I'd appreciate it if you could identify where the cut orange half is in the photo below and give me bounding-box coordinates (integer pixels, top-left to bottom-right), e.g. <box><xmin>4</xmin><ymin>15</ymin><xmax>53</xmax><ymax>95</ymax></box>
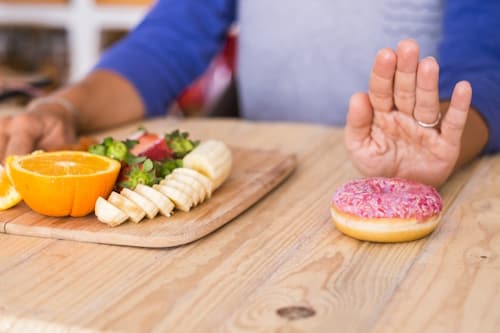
<box><xmin>0</xmin><ymin>164</ymin><xmax>22</xmax><ymax>211</ymax></box>
<box><xmin>7</xmin><ymin>151</ymin><xmax>121</xmax><ymax>217</ymax></box>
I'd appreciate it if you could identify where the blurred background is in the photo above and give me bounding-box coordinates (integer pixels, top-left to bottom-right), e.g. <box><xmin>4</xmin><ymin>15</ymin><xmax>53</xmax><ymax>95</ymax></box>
<box><xmin>0</xmin><ymin>0</ymin><xmax>237</xmax><ymax>116</ymax></box>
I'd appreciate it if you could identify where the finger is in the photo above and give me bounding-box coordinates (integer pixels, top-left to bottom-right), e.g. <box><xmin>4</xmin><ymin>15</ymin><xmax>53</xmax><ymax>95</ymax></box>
<box><xmin>414</xmin><ymin>57</ymin><xmax>440</xmax><ymax>124</ymax></box>
<box><xmin>5</xmin><ymin>114</ymin><xmax>43</xmax><ymax>157</ymax></box>
<box><xmin>5</xmin><ymin>135</ymin><xmax>37</xmax><ymax>158</ymax></box>
<box><xmin>345</xmin><ymin>92</ymin><xmax>374</xmax><ymax>147</ymax></box>
<box><xmin>369</xmin><ymin>48</ymin><xmax>397</xmax><ymax>113</ymax></box>
<box><xmin>440</xmin><ymin>81</ymin><xmax>472</xmax><ymax>146</ymax></box>
<box><xmin>394</xmin><ymin>39</ymin><xmax>419</xmax><ymax>115</ymax></box>
<box><xmin>0</xmin><ymin>134</ymin><xmax>7</xmax><ymax>163</ymax></box>
<box><xmin>0</xmin><ymin>117</ymin><xmax>10</xmax><ymax>162</ymax></box>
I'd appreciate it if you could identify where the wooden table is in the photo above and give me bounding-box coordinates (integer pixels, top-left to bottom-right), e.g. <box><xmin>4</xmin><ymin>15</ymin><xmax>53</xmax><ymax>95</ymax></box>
<box><xmin>0</xmin><ymin>117</ymin><xmax>499</xmax><ymax>332</ymax></box>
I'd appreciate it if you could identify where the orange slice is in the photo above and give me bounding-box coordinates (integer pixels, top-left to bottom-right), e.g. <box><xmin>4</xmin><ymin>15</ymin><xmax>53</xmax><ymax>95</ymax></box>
<box><xmin>7</xmin><ymin>151</ymin><xmax>121</xmax><ymax>217</ymax></box>
<box><xmin>0</xmin><ymin>164</ymin><xmax>22</xmax><ymax>211</ymax></box>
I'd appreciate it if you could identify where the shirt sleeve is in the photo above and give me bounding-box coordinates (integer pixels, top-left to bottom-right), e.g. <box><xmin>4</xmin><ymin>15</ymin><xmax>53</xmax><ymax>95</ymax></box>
<box><xmin>95</xmin><ymin>0</ymin><xmax>236</xmax><ymax>117</ymax></box>
<box><xmin>438</xmin><ymin>0</ymin><xmax>500</xmax><ymax>154</ymax></box>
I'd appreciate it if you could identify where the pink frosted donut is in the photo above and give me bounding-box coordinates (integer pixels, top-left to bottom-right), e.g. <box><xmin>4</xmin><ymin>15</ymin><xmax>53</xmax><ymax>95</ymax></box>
<box><xmin>331</xmin><ymin>177</ymin><xmax>443</xmax><ymax>243</ymax></box>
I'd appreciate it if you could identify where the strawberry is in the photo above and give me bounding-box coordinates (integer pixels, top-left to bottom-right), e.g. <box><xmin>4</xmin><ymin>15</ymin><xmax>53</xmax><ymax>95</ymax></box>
<box><xmin>89</xmin><ymin>127</ymin><xmax>198</xmax><ymax>191</ymax></box>
<box><xmin>118</xmin><ymin>159</ymin><xmax>158</xmax><ymax>190</ymax></box>
<box><xmin>88</xmin><ymin>137</ymin><xmax>131</xmax><ymax>162</ymax></box>
<box><xmin>130</xmin><ymin>132</ymin><xmax>174</xmax><ymax>161</ymax></box>
<box><xmin>165</xmin><ymin>130</ymin><xmax>199</xmax><ymax>158</ymax></box>
<box><xmin>155</xmin><ymin>159</ymin><xmax>183</xmax><ymax>178</ymax></box>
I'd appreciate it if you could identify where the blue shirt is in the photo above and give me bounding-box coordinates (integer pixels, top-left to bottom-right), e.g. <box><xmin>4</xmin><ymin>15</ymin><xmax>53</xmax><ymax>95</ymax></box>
<box><xmin>96</xmin><ymin>0</ymin><xmax>500</xmax><ymax>154</ymax></box>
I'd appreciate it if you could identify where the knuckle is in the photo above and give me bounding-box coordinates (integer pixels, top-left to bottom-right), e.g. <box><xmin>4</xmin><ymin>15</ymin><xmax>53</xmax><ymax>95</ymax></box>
<box><xmin>415</xmin><ymin>102</ymin><xmax>438</xmax><ymax>115</ymax></box>
<box><xmin>0</xmin><ymin>116</ymin><xmax>10</xmax><ymax>132</ymax></box>
<box><xmin>443</xmin><ymin>120</ymin><xmax>463</xmax><ymax>132</ymax></box>
<box><xmin>11</xmin><ymin>113</ymin><xmax>36</xmax><ymax>124</ymax></box>
<box><xmin>394</xmin><ymin>89</ymin><xmax>416</xmax><ymax>101</ymax></box>
<box><xmin>370</xmin><ymin>89</ymin><xmax>392</xmax><ymax>100</ymax></box>
<box><xmin>369</xmin><ymin>93</ymin><xmax>393</xmax><ymax>110</ymax></box>
<box><xmin>7</xmin><ymin>114</ymin><xmax>45</xmax><ymax>140</ymax></box>
<box><xmin>9</xmin><ymin>114</ymin><xmax>38</xmax><ymax>130</ymax></box>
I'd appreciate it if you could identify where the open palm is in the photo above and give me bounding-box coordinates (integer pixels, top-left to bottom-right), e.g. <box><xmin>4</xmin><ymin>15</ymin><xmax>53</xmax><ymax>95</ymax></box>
<box><xmin>345</xmin><ymin>39</ymin><xmax>472</xmax><ymax>187</ymax></box>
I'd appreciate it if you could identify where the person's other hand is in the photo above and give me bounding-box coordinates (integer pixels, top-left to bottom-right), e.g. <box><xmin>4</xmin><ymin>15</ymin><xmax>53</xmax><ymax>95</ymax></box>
<box><xmin>0</xmin><ymin>101</ymin><xmax>77</xmax><ymax>162</ymax></box>
<box><xmin>345</xmin><ymin>39</ymin><xmax>472</xmax><ymax>187</ymax></box>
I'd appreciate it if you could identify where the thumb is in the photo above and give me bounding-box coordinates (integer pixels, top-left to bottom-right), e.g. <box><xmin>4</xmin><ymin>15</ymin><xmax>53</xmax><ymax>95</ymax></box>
<box><xmin>345</xmin><ymin>92</ymin><xmax>373</xmax><ymax>149</ymax></box>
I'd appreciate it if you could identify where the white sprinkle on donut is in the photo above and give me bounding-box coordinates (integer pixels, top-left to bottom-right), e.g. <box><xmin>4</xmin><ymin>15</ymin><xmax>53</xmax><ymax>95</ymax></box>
<box><xmin>332</xmin><ymin>177</ymin><xmax>442</xmax><ymax>221</ymax></box>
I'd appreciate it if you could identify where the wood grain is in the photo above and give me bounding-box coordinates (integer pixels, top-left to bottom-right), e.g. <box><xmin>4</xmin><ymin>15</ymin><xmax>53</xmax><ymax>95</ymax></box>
<box><xmin>213</xmin><ymin>155</ymin><xmax>475</xmax><ymax>333</ymax></box>
<box><xmin>0</xmin><ymin>147</ymin><xmax>297</xmax><ymax>248</ymax></box>
<box><xmin>0</xmin><ymin>204</ymin><xmax>32</xmax><ymax>234</ymax></box>
<box><xmin>0</xmin><ymin>118</ymin><xmax>496</xmax><ymax>333</ymax></box>
<box><xmin>372</xmin><ymin>156</ymin><xmax>500</xmax><ymax>333</ymax></box>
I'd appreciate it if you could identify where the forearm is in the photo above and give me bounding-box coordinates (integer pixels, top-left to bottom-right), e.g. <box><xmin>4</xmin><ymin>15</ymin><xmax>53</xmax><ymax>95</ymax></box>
<box><xmin>52</xmin><ymin>70</ymin><xmax>145</xmax><ymax>133</ymax></box>
<box><xmin>94</xmin><ymin>0</ymin><xmax>236</xmax><ymax>118</ymax></box>
<box><xmin>440</xmin><ymin>102</ymin><xmax>489</xmax><ymax>169</ymax></box>
<box><xmin>438</xmin><ymin>0</ymin><xmax>500</xmax><ymax>157</ymax></box>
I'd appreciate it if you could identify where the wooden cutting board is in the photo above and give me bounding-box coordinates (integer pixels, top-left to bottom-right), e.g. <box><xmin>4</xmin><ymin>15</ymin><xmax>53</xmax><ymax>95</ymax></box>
<box><xmin>0</xmin><ymin>147</ymin><xmax>297</xmax><ymax>248</ymax></box>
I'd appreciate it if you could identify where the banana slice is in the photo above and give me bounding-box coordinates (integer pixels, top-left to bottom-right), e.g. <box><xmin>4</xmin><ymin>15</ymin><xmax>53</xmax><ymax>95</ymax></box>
<box><xmin>153</xmin><ymin>184</ymin><xmax>192</xmax><ymax>212</ymax></box>
<box><xmin>173</xmin><ymin>168</ymin><xmax>213</xmax><ymax>199</ymax></box>
<box><xmin>134</xmin><ymin>184</ymin><xmax>174</xmax><ymax>217</ymax></box>
<box><xmin>108</xmin><ymin>191</ymin><xmax>145</xmax><ymax>223</ymax></box>
<box><xmin>95</xmin><ymin>197</ymin><xmax>128</xmax><ymax>227</ymax></box>
<box><xmin>166</xmin><ymin>173</ymin><xmax>206</xmax><ymax>203</ymax></box>
<box><xmin>160</xmin><ymin>176</ymin><xmax>202</xmax><ymax>206</ymax></box>
<box><xmin>183</xmin><ymin>140</ymin><xmax>232</xmax><ymax>190</ymax></box>
<box><xmin>121</xmin><ymin>188</ymin><xmax>159</xmax><ymax>219</ymax></box>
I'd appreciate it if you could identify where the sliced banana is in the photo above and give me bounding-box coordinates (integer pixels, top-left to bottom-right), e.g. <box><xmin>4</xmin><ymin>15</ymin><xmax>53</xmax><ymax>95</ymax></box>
<box><xmin>166</xmin><ymin>172</ymin><xmax>207</xmax><ymax>203</ymax></box>
<box><xmin>160</xmin><ymin>176</ymin><xmax>201</xmax><ymax>206</ymax></box>
<box><xmin>183</xmin><ymin>153</ymin><xmax>231</xmax><ymax>190</ymax></box>
<box><xmin>173</xmin><ymin>168</ymin><xmax>213</xmax><ymax>199</ymax></box>
<box><xmin>183</xmin><ymin>140</ymin><xmax>232</xmax><ymax>190</ymax></box>
<box><xmin>121</xmin><ymin>188</ymin><xmax>159</xmax><ymax>219</ymax></box>
<box><xmin>134</xmin><ymin>184</ymin><xmax>174</xmax><ymax>217</ymax></box>
<box><xmin>108</xmin><ymin>191</ymin><xmax>145</xmax><ymax>223</ymax></box>
<box><xmin>153</xmin><ymin>184</ymin><xmax>192</xmax><ymax>212</ymax></box>
<box><xmin>95</xmin><ymin>197</ymin><xmax>128</xmax><ymax>227</ymax></box>
<box><xmin>95</xmin><ymin>139</ymin><xmax>232</xmax><ymax>227</ymax></box>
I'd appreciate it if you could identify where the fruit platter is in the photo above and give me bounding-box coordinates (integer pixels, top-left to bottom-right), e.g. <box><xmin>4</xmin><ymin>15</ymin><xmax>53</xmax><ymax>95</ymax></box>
<box><xmin>0</xmin><ymin>128</ymin><xmax>297</xmax><ymax>248</ymax></box>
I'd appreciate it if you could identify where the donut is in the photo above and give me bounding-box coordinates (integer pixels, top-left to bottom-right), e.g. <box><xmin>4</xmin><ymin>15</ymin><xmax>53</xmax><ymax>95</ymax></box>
<box><xmin>331</xmin><ymin>177</ymin><xmax>443</xmax><ymax>243</ymax></box>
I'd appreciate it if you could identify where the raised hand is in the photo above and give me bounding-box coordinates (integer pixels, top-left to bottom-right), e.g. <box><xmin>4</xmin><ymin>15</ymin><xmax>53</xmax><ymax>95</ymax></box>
<box><xmin>345</xmin><ymin>39</ymin><xmax>472</xmax><ymax>187</ymax></box>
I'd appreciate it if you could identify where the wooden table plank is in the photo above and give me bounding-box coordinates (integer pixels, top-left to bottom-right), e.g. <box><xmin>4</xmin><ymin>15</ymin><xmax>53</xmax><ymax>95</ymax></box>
<box><xmin>126</xmin><ymin>129</ymin><xmax>351</xmax><ymax>333</ymax></box>
<box><xmin>372</xmin><ymin>156</ymin><xmax>500</xmax><ymax>333</ymax></box>
<box><xmin>70</xmin><ymin>123</ymin><xmax>341</xmax><ymax>331</ymax></box>
<box><xmin>0</xmin><ymin>118</ymin><xmax>494</xmax><ymax>332</ymax></box>
<box><xmin>217</xmin><ymin>157</ymin><xmax>476</xmax><ymax>333</ymax></box>
<box><xmin>0</xmin><ymin>119</ymin><xmax>336</xmax><ymax>331</ymax></box>
<box><xmin>0</xmin><ymin>205</ymin><xmax>32</xmax><ymax>234</ymax></box>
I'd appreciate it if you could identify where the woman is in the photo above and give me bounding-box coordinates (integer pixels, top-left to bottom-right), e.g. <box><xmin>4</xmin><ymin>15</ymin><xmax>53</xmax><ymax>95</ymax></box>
<box><xmin>0</xmin><ymin>0</ymin><xmax>498</xmax><ymax>187</ymax></box>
